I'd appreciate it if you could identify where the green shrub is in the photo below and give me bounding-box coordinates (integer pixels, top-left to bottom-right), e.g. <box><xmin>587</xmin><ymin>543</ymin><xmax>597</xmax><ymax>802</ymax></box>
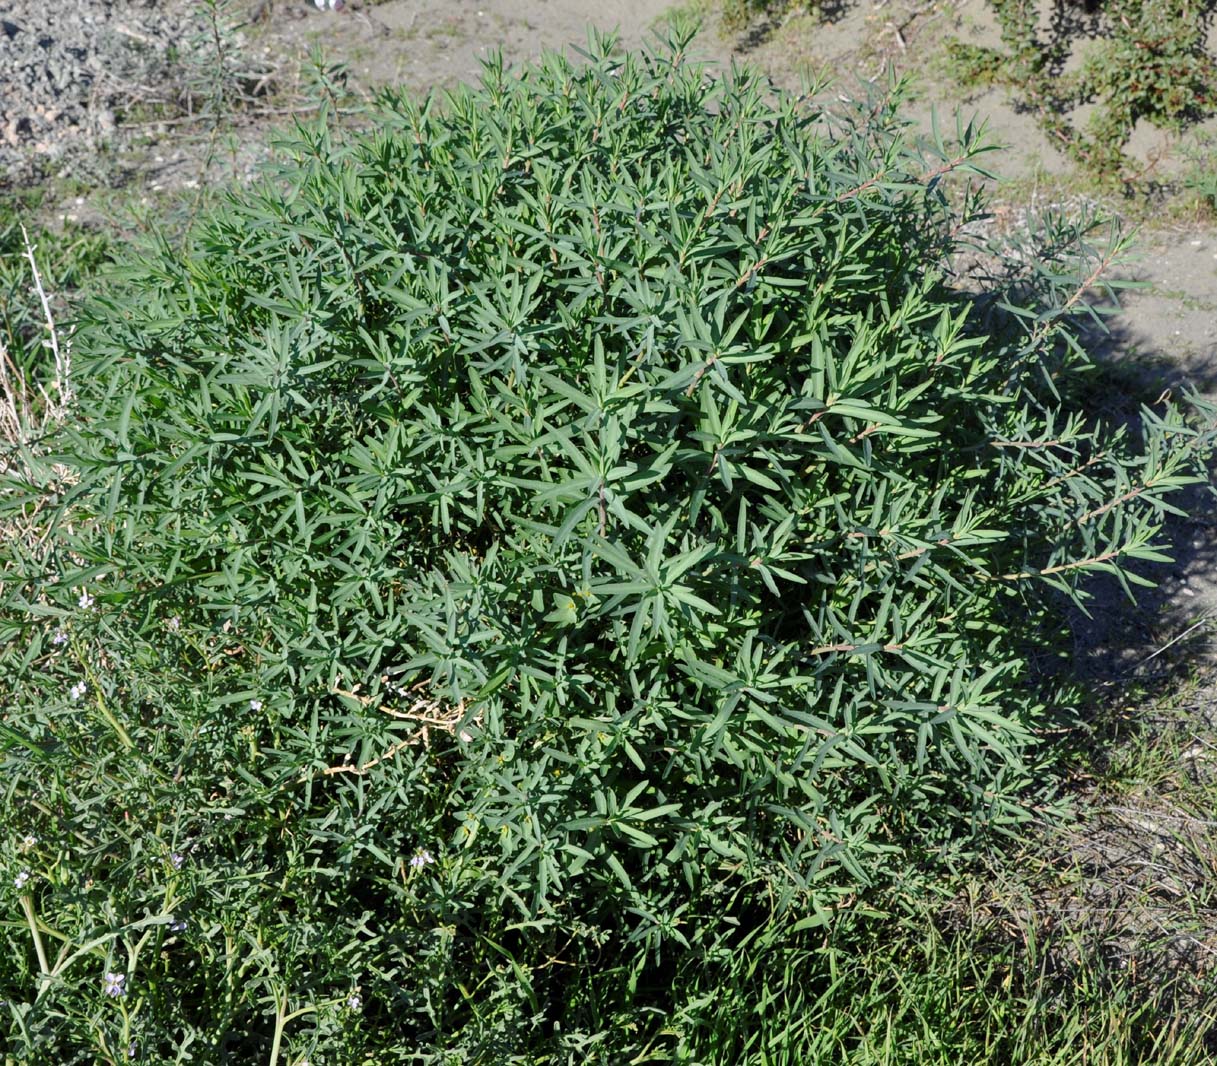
<box><xmin>1</xmin><ymin>28</ymin><xmax>1214</xmax><ymax>1062</ymax></box>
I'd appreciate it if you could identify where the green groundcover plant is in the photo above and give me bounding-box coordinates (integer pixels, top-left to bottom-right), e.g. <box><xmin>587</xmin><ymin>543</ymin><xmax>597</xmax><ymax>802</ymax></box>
<box><xmin>1</xmin><ymin>27</ymin><xmax>1214</xmax><ymax>1063</ymax></box>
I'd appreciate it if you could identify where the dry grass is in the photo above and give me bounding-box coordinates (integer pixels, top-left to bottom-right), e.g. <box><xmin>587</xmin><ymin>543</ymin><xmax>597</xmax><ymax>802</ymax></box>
<box><xmin>0</xmin><ymin>226</ymin><xmax>77</xmax><ymax>555</ymax></box>
<box><xmin>0</xmin><ymin>227</ymin><xmax>71</xmax><ymax>455</ymax></box>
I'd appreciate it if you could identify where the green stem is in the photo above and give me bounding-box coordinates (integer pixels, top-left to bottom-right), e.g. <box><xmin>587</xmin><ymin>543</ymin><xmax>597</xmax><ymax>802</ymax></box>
<box><xmin>268</xmin><ymin>993</ymin><xmax>318</xmax><ymax>1066</ymax></box>
<box><xmin>268</xmin><ymin>991</ymin><xmax>287</xmax><ymax>1066</ymax></box>
<box><xmin>95</xmin><ymin>696</ymin><xmax>135</xmax><ymax>750</ymax></box>
<box><xmin>20</xmin><ymin>895</ymin><xmax>50</xmax><ymax>977</ymax></box>
<box><xmin>69</xmin><ymin>633</ymin><xmax>135</xmax><ymax>750</ymax></box>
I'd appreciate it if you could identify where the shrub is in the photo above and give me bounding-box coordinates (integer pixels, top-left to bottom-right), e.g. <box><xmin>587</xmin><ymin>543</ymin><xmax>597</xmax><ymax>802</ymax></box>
<box><xmin>1</xmin><ymin>27</ymin><xmax>1213</xmax><ymax>1062</ymax></box>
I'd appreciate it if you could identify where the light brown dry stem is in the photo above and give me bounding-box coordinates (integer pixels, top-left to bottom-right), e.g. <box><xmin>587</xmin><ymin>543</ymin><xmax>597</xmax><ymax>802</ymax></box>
<box><xmin>316</xmin><ymin>679</ymin><xmax>479</xmax><ymax>778</ymax></box>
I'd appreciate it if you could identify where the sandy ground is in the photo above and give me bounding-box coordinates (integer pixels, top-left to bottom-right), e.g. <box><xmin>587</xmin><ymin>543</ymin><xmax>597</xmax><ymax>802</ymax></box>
<box><xmin>270</xmin><ymin>0</ymin><xmax>680</xmax><ymax>87</ymax></box>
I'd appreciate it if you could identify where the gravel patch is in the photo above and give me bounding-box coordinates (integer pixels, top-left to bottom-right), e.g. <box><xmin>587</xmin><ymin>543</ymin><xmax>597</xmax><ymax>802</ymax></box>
<box><xmin>0</xmin><ymin>0</ymin><xmax>231</xmax><ymax>188</ymax></box>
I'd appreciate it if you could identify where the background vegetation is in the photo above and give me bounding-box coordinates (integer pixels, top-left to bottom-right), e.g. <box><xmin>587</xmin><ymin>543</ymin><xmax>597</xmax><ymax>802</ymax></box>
<box><xmin>720</xmin><ymin>0</ymin><xmax>1217</xmax><ymax>190</ymax></box>
<box><xmin>2</xmin><ymin>18</ymin><xmax>1217</xmax><ymax>1065</ymax></box>
<box><xmin>943</xmin><ymin>0</ymin><xmax>1217</xmax><ymax>181</ymax></box>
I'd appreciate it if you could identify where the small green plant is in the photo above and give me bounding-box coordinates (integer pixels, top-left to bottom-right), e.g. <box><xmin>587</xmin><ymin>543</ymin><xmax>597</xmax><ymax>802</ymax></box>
<box><xmin>719</xmin><ymin>0</ymin><xmax>850</xmax><ymax>33</ymax></box>
<box><xmin>1</xmin><ymin>27</ymin><xmax>1214</xmax><ymax>1062</ymax></box>
<box><xmin>1181</xmin><ymin>131</ymin><xmax>1217</xmax><ymax>216</ymax></box>
<box><xmin>939</xmin><ymin>40</ymin><xmax>1007</xmax><ymax>90</ymax></box>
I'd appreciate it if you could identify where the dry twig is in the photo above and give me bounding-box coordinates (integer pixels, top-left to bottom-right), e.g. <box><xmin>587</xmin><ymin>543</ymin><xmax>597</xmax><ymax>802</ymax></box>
<box><xmin>313</xmin><ymin>680</ymin><xmax>479</xmax><ymax>778</ymax></box>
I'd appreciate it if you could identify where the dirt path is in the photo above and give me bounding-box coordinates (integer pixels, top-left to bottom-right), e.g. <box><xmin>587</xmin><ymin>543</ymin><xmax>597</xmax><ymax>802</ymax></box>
<box><xmin>260</xmin><ymin>0</ymin><xmax>679</xmax><ymax>90</ymax></box>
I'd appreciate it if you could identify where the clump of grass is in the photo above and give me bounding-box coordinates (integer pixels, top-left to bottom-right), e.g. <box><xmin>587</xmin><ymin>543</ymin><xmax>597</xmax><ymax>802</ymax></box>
<box><xmin>668</xmin><ymin>892</ymin><xmax>1217</xmax><ymax>1064</ymax></box>
<box><xmin>0</xmin><ymin>194</ymin><xmax>108</xmax><ymax>542</ymax></box>
<box><xmin>938</xmin><ymin>39</ymin><xmax>1007</xmax><ymax>91</ymax></box>
<box><xmin>0</xmin><ymin>229</ymin><xmax>69</xmax><ymax>454</ymax></box>
<box><xmin>718</xmin><ymin>0</ymin><xmax>852</xmax><ymax>33</ymax></box>
<box><xmin>1180</xmin><ymin>132</ymin><xmax>1217</xmax><ymax>219</ymax></box>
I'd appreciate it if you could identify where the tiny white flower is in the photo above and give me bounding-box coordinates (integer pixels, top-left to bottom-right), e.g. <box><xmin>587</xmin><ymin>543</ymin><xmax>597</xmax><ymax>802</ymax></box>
<box><xmin>51</xmin><ymin>629</ymin><xmax>68</xmax><ymax>646</ymax></box>
<box><xmin>408</xmin><ymin>849</ymin><xmax>435</xmax><ymax>869</ymax></box>
<box><xmin>347</xmin><ymin>992</ymin><xmax>362</xmax><ymax>1010</ymax></box>
<box><xmin>170</xmin><ymin>853</ymin><xmax>184</xmax><ymax>870</ymax></box>
<box><xmin>249</xmin><ymin>698</ymin><xmax>263</xmax><ymax>711</ymax></box>
<box><xmin>22</xmin><ymin>835</ymin><xmax>37</xmax><ymax>848</ymax></box>
<box><xmin>77</xmin><ymin>591</ymin><xmax>94</xmax><ymax>611</ymax></box>
<box><xmin>13</xmin><ymin>869</ymin><xmax>30</xmax><ymax>889</ymax></box>
<box><xmin>69</xmin><ymin>681</ymin><xmax>87</xmax><ymax>701</ymax></box>
<box><xmin>165</xmin><ymin>616</ymin><xmax>181</xmax><ymax>632</ymax></box>
<box><xmin>104</xmin><ymin>971</ymin><xmax>127</xmax><ymax>998</ymax></box>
